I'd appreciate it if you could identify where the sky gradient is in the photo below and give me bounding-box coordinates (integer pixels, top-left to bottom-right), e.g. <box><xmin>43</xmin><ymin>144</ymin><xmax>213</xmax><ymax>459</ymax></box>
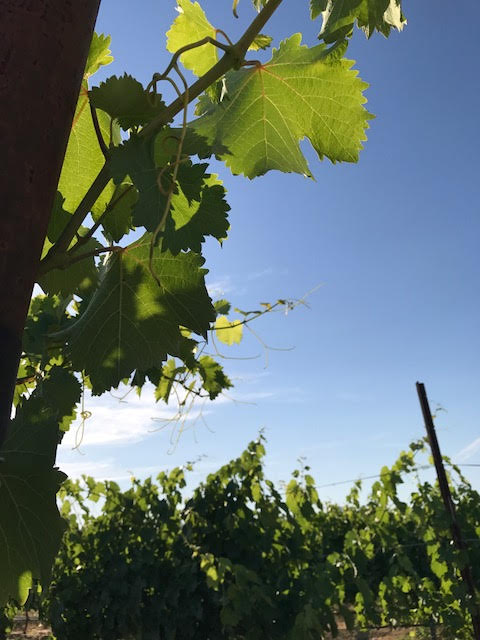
<box><xmin>57</xmin><ymin>0</ymin><xmax>480</xmax><ymax>503</ymax></box>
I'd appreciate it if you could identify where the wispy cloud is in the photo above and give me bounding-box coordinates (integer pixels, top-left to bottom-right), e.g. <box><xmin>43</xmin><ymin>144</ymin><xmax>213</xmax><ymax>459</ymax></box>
<box><xmin>455</xmin><ymin>437</ymin><xmax>480</xmax><ymax>462</ymax></box>
<box><xmin>56</xmin><ymin>457</ymin><xmax>130</xmax><ymax>481</ymax></box>
<box><xmin>59</xmin><ymin>386</ymin><xmax>204</xmax><ymax>449</ymax></box>
<box><xmin>206</xmin><ymin>276</ymin><xmax>234</xmax><ymax>298</ymax></box>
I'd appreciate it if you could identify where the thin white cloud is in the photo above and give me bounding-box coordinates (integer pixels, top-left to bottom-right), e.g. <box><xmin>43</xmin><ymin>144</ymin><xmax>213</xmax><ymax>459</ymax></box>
<box><xmin>56</xmin><ymin>457</ymin><xmax>129</xmax><ymax>481</ymax></box>
<box><xmin>206</xmin><ymin>276</ymin><xmax>234</xmax><ymax>297</ymax></box>
<box><xmin>57</xmin><ymin>375</ymin><xmax>295</xmax><ymax>452</ymax></box>
<box><xmin>455</xmin><ymin>437</ymin><xmax>480</xmax><ymax>462</ymax></box>
<box><xmin>59</xmin><ymin>386</ymin><xmax>203</xmax><ymax>449</ymax></box>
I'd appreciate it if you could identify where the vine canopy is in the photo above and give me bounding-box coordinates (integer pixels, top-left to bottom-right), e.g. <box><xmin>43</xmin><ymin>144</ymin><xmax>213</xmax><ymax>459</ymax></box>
<box><xmin>0</xmin><ymin>0</ymin><xmax>407</xmax><ymax>607</ymax></box>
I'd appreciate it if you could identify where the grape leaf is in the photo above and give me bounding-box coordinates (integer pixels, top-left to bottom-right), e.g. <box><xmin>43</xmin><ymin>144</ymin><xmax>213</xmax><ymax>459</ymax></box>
<box><xmin>58</xmin><ymin>83</ymin><xmax>117</xmax><ymax>215</ymax></box>
<box><xmin>85</xmin><ymin>33</ymin><xmax>113</xmax><ymax>79</ymax></box>
<box><xmin>192</xmin><ymin>34</ymin><xmax>372</xmax><ymax>178</ymax></box>
<box><xmin>110</xmin><ymin>136</ymin><xmax>167</xmax><ymax>231</ymax></box>
<box><xmin>54</xmin><ymin>236</ymin><xmax>215</xmax><ymax>394</ymax></box>
<box><xmin>310</xmin><ymin>0</ymin><xmax>324</xmax><ymax>20</ymax></box>
<box><xmin>22</xmin><ymin>295</ymin><xmax>65</xmax><ymax>362</ymax></box>
<box><xmin>0</xmin><ymin>367</ymin><xmax>80</xmax><ymax>605</ymax></box>
<box><xmin>155</xmin><ymin>359</ymin><xmax>183</xmax><ymax>403</ymax></box>
<box><xmin>166</xmin><ymin>0</ymin><xmax>218</xmax><ymax>77</ymax></box>
<box><xmin>95</xmin><ymin>183</ymin><xmax>137</xmax><ymax>243</ymax></box>
<box><xmin>154</xmin><ymin>126</ymin><xmax>227</xmax><ymax>165</ymax></box>
<box><xmin>38</xmin><ymin>237</ymin><xmax>101</xmax><ymax>298</ymax></box>
<box><xmin>111</xmin><ymin>138</ymin><xmax>219</xmax><ymax>234</ymax></box>
<box><xmin>316</xmin><ymin>0</ymin><xmax>406</xmax><ymax>43</ymax></box>
<box><xmin>198</xmin><ymin>355</ymin><xmax>232</xmax><ymax>399</ymax></box>
<box><xmin>252</xmin><ymin>0</ymin><xmax>268</xmax><ymax>10</ymax></box>
<box><xmin>214</xmin><ymin>299</ymin><xmax>231</xmax><ymax>315</ymax></box>
<box><xmin>89</xmin><ymin>74</ymin><xmax>166</xmax><ymax>130</ymax></box>
<box><xmin>164</xmin><ymin>174</ymin><xmax>230</xmax><ymax>254</ymax></box>
<box><xmin>215</xmin><ymin>315</ymin><xmax>243</xmax><ymax>345</ymax></box>
<box><xmin>249</xmin><ymin>34</ymin><xmax>273</xmax><ymax>51</ymax></box>
<box><xmin>45</xmin><ymin>193</ymin><xmax>73</xmax><ymax>244</ymax></box>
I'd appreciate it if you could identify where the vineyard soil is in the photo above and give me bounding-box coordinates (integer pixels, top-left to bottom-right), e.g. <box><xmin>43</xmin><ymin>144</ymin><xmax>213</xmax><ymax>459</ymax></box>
<box><xmin>6</xmin><ymin>616</ymin><xmax>430</xmax><ymax>640</ymax></box>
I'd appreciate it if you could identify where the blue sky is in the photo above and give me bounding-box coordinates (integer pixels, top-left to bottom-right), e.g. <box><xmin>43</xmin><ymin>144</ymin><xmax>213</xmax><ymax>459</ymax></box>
<box><xmin>57</xmin><ymin>0</ymin><xmax>480</xmax><ymax>503</ymax></box>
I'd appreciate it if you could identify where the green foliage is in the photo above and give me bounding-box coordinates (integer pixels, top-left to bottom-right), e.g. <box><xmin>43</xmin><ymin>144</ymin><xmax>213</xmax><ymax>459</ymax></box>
<box><xmin>55</xmin><ymin>236</ymin><xmax>213</xmax><ymax>394</ymax></box>
<box><xmin>0</xmin><ymin>368</ymin><xmax>74</xmax><ymax>604</ymax></box>
<box><xmin>90</xmin><ymin>74</ymin><xmax>166</xmax><ymax>130</ymax></box>
<box><xmin>14</xmin><ymin>437</ymin><xmax>477</xmax><ymax>639</ymax></box>
<box><xmin>167</xmin><ymin>0</ymin><xmax>219</xmax><ymax>77</ymax></box>
<box><xmin>2</xmin><ymin>0</ymin><xmax>409</xmax><ymax>605</ymax></box>
<box><xmin>0</xmin><ymin>601</ymin><xmax>18</xmax><ymax>640</ymax></box>
<box><xmin>193</xmin><ymin>34</ymin><xmax>372</xmax><ymax>177</ymax></box>
<box><xmin>215</xmin><ymin>315</ymin><xmax>243</xmax><ymax>345</ymax></box>
<box><xmin>313</xmin><ymin>0</ymin><xmax>406</xmax><ymax>43</ymax></box>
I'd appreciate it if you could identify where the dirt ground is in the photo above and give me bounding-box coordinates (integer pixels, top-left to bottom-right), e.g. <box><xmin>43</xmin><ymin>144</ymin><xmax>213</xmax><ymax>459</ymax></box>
<box><xmin>7</xmin><ymin>615</ymin><xmax>425</xmax><ymax>639</ymax></box>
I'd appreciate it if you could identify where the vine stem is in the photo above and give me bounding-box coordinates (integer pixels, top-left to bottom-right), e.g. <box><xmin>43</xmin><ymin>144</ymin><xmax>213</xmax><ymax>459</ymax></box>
<box><xmin>39</xmin><ymin>0</ymin><xmax>284</xmax><ymax>275</ymax></box>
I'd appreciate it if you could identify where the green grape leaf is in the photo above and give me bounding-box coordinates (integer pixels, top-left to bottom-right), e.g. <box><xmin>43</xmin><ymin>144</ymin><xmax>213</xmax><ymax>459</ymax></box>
<box><xmin>89</xmin><ymin>74</ymin><xmax>166</xmax><ymax>130</ymax></box>
<box><xmin>317</xmin><ymin>0</ymin><xmax>406</xmax><ymax>43</ymax></box>
<box><xmin>214</xmin><ymin>299</ymin><xmax>231</xmax><ymax>315</ymax></box>
<box><xmin>198</xmin><ymin>355</ymin><xmax>232</xmax><ymax>399</ymax></box>
<box><xmin>166</xmin><ymin>0</ymin><xmax>218</xmax><ymax>77</ymax></box>
<box><xmin>95</xmin><ymin>183</ymin><xmax>137</xmax><ymax>243</ymax></box>
<box><xmin>54</xmin><ymin>235</ymin><xmax>215</xmax><ymax>394</ymax></box>
<box><xmin>45</xmin><ymin>193</ymin><xmax>73</xmax><ymax>244</ymax></box>
<box><xmin>0</xmin><ymin>367</ymin><xmax>80</xmax><ymax>605</ymax></box>
<box><xmin>111</xmin><ymin>138</ymin><xmax>220</xmax><ymax>234</ymax></box>
<box><xmin>192</xmin><ymin>34</ymin><xmax>372</xmax><ymax>178</ymax></box>
<box><xmin>252</xmin><ymin>0</ymin><xmax>268</xmax><ymax>10</ymax></box>
<box><xmin>232</xmin><ymin>0</ymin><xmax>268</xmax><ymax>16</ymax></box>
<box><xmin>110</xmin><ymin>136</ymin><xmax>166</xmax><ymax>231</ymax></box>
<box><xmin>177</xmin><ymin>162</ymin><xmax>209</xmax><ymax>203</ymax></box>
<box><xmin>85</xmin><ymin>33</ymin><xmax>113</xmax><ymax>79</ymax></box>
<box><xmin>38</xmin><ymin>237</ymin><xmax>101</xmax><ymax>298</ymax></box>
<box><xmin>215</xmin><ymin>315</ymin><xmax>243</xmax><ymax>345</ymax></box>
<box><xmin>58</xmin><ymin>83</ymin><xmax>117</xmax><ymax>215</ymax></box>
<box><xmin>249</xmin><ymin>34</ymin><xmax>273</xmax><ymax>51</ymax></box>
<box><xmin>22</xmin><ymin>295</ymin><xmax>65</xmax><ymax>361</ymax></box>
<box><xmin>154</xmin><ymin>359</ymin><xmax>180</xmax><ymax>403</ymax></box>
<box><xmin>154</xmin><ymin>126</ymin><xmax>228</xmax><ymax>165</ymax></box>
<box><xmin>310</xmin><ymin>0</ymin><xmax>325</xmax><ymax>20</ymax></box>
<box><xmin>163</xmin><ymin>174</ymin><xmax>230</xmax><ymax>254</ymax></box>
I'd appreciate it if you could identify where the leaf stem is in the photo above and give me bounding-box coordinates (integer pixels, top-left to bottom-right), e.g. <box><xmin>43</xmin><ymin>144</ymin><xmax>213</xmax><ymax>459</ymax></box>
<box><xmin>89</xmin><ymin>100</ymin><xmax>109</xmax><ymax>159</ymax></box>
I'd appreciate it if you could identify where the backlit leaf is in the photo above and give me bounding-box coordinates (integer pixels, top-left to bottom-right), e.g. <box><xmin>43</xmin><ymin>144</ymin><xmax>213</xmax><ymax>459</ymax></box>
<box><xmin>54</xmin><ymin>235</ymin><xmax>215</xmax><ymax>394</ymax></box>
<box><xmin>317</xmin><ymin>0</ymin><xmax>406</xmax><ymax>43</ymax></box>
<box><xmin>215</xmin><ymin>315</ymin><xmax>243</xmax><ymax>345</ymax></box>
<box><xmin>249</xmin><ymin>34</ymin><xmax>273</xmax><ymax>51</ymax></box>
<box><xmin>85</xmin><ymin>33</ymin><xmax>113</xmax><ymax>79</ymax></box>
<box><xmin>164</xmin><ymin>174</ymin><xmax>230</xmax><ymax>254</ymax></box>
<box><xmin>110</xmin><ymin>136</ymin><xmax>167</xmax><ymax>231</ymax></box>
<box><xmin>192</xmin><ymin>34</ymin><xmax>372</xmax><ymax>178</ymax></box>
<box><xmin>166</xmin><ymin>0</ymin><xmax>218</xmax><ymax>77</ymax></box>
<box><xmin>89</xmin><ymin>74</ymin><xmax>166</xmax><ymax>130</ymax></box>
<box><xmin>58</xmin><ymin>83</ymin><xmax>117</xmax><ymax>215</ymax></box>
<box><xmin>198</xmin><ymin>355</ymin><xmax>232</xmax><ymax>399</ymax></box>
<box><xmin>38</xmin><ymin>237</ymin><xmax>101</xmax><ymax>298</ymax></box>
<box><xmin>95</xmin><ymin>183</ymin><xmax>137</xmax><ymax>243</ymax></box>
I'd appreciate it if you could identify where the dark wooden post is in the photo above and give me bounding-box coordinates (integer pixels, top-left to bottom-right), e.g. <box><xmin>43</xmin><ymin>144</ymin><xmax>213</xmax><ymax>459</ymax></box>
<box><xmin>416</xmin><ymin>381</ymin><xmax>480</xmax><ymax>639</ymax></box>
<box><xmin>0</xmin><ymin>0</ymin><xmax>101</xmax><ymax>447</ymax></box>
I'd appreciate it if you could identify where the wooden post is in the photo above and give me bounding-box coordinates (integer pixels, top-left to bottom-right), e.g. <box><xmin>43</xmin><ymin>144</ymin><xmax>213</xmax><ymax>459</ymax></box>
<box><xmin>0</xmin><ymin>0</ymin><xmax>101</xmax><ymax>447</ymax></box>
<box><xmin>416</xmin><ymin>382</ymin><xmax>480</xmax><ymax>639</ymax></box>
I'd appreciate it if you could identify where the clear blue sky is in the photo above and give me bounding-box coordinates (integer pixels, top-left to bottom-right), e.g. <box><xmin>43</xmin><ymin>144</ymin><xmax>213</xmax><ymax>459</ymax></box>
<box><xmin>57</xmin><ymin>0</ymin><xmax>480</xmax><ymax>503</ymax></box>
